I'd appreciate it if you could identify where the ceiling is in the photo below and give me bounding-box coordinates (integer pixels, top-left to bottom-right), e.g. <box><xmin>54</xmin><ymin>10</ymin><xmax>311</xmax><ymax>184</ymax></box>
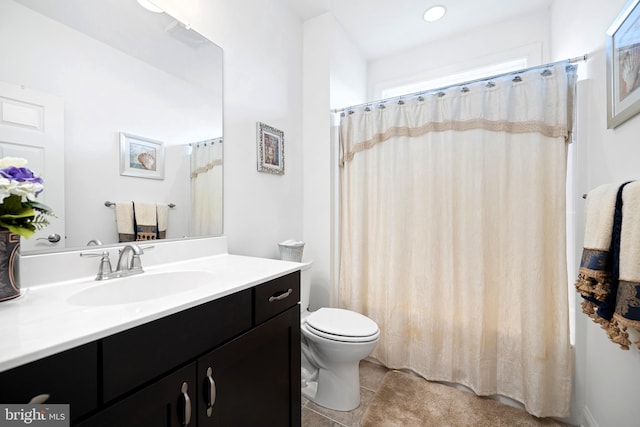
<box><xmin>14</xmin><ymin>0</ymin><xmax>223</xmax><ymax>93</ymax></box>
<box><xmin>279</xmin><ymin>0</ymin><xmax>553</xmax><ymax>60</ymax></box>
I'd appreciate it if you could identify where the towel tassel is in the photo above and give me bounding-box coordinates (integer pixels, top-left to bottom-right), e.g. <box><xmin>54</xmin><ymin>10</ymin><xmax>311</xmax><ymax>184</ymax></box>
<box><xmin>580</xmin><ymin>300</ymin><xmax>633</xmax><ymax>350</ymax></box>
<box><xmin>575</xmin><ymin>269</ymin><xmax>611</xmax><ymax>302</ymax></box>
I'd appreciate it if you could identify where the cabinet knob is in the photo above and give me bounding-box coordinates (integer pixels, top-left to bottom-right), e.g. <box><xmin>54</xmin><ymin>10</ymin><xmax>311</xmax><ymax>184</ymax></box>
<box><xmin>205</xmin><ymin>367</ymin><xmax>217</xmax><ymax>417</ymax></box>
<box><xmin>179</xmin><ymin>382</ymin><xmax>192</xmax><ymax>426</ymax></box>
<box><xmin>268</xmin><ymin>288</ymin><xmax>293</xmax><ymax>302</ymax></box>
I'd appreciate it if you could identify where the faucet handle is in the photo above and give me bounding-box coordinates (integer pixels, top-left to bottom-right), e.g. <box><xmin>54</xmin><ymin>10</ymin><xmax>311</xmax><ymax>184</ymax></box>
<box><xmin>130</xmin><ymin>254</ymin><xmax>143</xmax><ymax>271</ymax></box>
<box><xmin>129</xmin><ymin>245</ymin><xmax>153</xmax><ymax>270</ymax></box>
<box><xmin>80</xmin><ymin>250</ymin><xmax>113</xmax><ymax>280</ymax></box>
<box><xmin>97</xmin><ymin>252</ymin><xmax>114</xmax><ymax>278</ymax></box>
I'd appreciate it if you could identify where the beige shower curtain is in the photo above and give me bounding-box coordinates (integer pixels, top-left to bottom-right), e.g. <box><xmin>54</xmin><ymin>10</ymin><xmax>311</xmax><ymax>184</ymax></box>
<box><xmin>339</xmin><ymin>63</ymin><xmax>577</xmax><ymax>417</ymax></box>
<box><xmin>190</xmin><ymin>139</ymin><xmax>223</xmax><ymax>235</ymax></box>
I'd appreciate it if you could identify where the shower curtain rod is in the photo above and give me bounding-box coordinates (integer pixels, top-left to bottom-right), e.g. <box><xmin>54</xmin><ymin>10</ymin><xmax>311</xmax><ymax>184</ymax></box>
<box><xmin>331</xmin><ymin>54</ymin><xmax>588</xmax><ymax>114</ymax></box>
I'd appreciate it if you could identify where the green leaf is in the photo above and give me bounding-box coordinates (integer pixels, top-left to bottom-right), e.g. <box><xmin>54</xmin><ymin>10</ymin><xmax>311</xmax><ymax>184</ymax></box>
<box><xmin>0</xmin><ymin>194</ymin><xmax>23</xmax><ymax>215</ymax></box>
<box><xmin>29</xmin><ymin>200</ymin><xmax>54</xmax><ymax>215</ymax></box>
<box><xmin>0</xmin><ymin>220</ymin><xmax>35</xmax><ymax>238</ymax></box>
<box><xmin>0</xmin><ymin>207</ymin><xmax>35</xmax><ymax>220</ymax></box>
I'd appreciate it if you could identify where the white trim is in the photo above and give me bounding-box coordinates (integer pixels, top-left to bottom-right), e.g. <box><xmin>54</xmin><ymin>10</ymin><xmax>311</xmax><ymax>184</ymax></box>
<box><xmin>331</xmin><ymin>119</ymin><xmax>340</xmax><ymax>307</ymax></box>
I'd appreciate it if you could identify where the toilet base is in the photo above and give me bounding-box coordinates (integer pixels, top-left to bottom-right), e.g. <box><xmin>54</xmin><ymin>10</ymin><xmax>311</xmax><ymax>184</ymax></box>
<box><xmin>301</xmin><ymin>365</ymin><xmax>361</xmax><ymax>412</ymax></box>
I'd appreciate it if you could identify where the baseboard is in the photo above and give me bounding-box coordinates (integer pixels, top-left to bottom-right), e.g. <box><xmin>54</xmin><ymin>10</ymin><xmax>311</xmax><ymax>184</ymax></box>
<box><xmin>582</xmin><ymin>406</ymin><xmax>599</xmax><ymax>427</ymax></box>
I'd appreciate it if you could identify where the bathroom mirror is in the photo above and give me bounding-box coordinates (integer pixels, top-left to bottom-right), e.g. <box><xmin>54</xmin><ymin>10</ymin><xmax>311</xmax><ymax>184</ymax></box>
<box><xmin>0</xmin><ymin>0</ymin><xmax>223</xmax><ymax>254</ymax></box>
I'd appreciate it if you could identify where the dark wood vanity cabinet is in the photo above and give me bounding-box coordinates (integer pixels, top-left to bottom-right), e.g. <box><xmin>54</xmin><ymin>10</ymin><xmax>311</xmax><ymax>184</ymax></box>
<box><xmin>0</xmin><ymin>342</ymin><xmax>98</xmax><ymax>421</ymax></box>
<box><xmin>198</xmin><ymin>271</ymin><xmax>301</xmax><ymax>427</ymax></box>
<box><xmin>0</xmin><ymin>270</ymin><xmax>301</xmax><ymax>427</ymax></box>
<box><xmin>197</xmin><ymin>306</ymin><xmax>300</xmax><ymax>426</ymax></box>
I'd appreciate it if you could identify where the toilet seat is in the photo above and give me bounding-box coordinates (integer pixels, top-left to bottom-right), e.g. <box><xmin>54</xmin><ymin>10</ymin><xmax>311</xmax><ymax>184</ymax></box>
<box><xmin>304</xmin><ymin>308</ymin><xmax>379</xmax><ymax>343</ymax></box>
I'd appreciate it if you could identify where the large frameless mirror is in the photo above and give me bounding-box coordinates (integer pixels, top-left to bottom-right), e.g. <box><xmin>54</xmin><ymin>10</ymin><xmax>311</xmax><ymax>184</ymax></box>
<box><xmin>0</xmin><ymin>0</ymin><xmax>223</xmax><ymax>254</ymax></box>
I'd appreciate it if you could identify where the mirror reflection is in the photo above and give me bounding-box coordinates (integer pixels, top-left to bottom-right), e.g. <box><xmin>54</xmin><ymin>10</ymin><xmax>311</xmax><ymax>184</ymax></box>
<box><xmin>0</xmin><ymin>0</ymin><xmax>223</xmax><ymax>254</ymax></box>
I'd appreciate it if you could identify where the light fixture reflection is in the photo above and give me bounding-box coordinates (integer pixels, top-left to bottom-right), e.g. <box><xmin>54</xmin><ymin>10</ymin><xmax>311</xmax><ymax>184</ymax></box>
<box><xmin>137</xmin><ymin>0</ymin><xmax>164</xmax><ymax>13</ymax></box>
<box><xmin>423</xmin><ymin>5</ymin><xmax>446</xmax><ymax>22</ymax></box>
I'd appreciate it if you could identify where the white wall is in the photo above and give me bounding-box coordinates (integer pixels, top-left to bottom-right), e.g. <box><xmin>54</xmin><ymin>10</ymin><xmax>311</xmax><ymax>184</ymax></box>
<box><xmin>302</xmin><ymin>15</ymin><xmax>332</xmax><ymax>308</ymax></box>
<box><xmin>0</xmin><ymin>1</ymin><xmax>218</xmax><ymax>247</ymax></box>
<box><xmin>156</xmin><ymin>0</ymin><xmax>304</xmax><ymax>259</ymax></box>
<box><xmin>551</xmin><ymin>1</ymin><xmax>640</xmax><ymax>427</ymax></box>
<box><xmin>367</xmin><ymin>8</ymin><xmax>550</xmax><ymax>101</ymax></box>
<box><xmin>302</xmin><ymin>13</ymin><xmax>366</xmax><ymax>308</ymax></box>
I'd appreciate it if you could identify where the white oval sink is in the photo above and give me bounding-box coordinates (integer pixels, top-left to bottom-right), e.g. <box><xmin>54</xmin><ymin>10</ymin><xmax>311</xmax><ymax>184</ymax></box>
<box><xmin>67</xmin><ymin>270</ymin><xmax>214</xmax><ymax>306</ymax></box>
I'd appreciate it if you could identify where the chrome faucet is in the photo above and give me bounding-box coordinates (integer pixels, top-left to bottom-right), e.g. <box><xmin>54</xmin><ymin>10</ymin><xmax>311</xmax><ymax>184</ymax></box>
<box><xmin>81</xmin><ymin>243</ymin><xmax>152</xmax><ymax>280</ymax></box>
<box><xmin>115</xmin><ymin>243</ymin><xmax>147</xmax><ymax>276</ymax></box>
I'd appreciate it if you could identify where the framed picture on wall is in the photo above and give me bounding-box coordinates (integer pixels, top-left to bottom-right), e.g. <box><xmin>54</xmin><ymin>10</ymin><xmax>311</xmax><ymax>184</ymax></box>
<box><xmin>256</xmin><ymin>122</ymin><xmax>285</xmax><ymax>175</ymax></box>
<box><xmin>119</xmin><ymin>132</ymin><xmax>165</xmax><ymax>180</ymax></box>
<box><xmin>606</xmin><ymin>0</ymin><xmax>640</xmax><ymax>128</ymax></box>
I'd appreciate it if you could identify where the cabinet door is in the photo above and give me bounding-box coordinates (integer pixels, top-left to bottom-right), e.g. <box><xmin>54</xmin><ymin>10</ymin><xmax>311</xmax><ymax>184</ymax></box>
<box><xmin>0</xmin><ymin>342</ymin><xmax>98</xmax><ymax>421</ymax></box>
<box><xmin>198</xmin><ymin>306</ymin><xmax>301</xmax><ymax>427</ymax></box>
<box><xmin>76</xmin><ymin>363</ymin><xmax>197</xmax><ymax>427</ymax></box>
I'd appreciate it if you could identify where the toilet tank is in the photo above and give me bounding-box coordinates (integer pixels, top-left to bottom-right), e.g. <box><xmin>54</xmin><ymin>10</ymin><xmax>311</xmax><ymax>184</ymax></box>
<box><xmin>300</xmin><ymin>261</ymin><xmax>313</xmax><ymax>314</ymax></box>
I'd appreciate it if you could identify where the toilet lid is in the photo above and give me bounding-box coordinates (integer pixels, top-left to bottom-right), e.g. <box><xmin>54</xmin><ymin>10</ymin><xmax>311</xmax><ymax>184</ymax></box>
<box><xmin>305</xmin><ymin>308</ymin><xmax>379</xmax><ymax>340</ymax></box>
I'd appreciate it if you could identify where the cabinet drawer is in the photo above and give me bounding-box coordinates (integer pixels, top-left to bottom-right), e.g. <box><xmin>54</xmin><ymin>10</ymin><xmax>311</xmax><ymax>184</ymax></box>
<box><xmin>102</xmin><ymin>289</ymin><xmax>252</xmax><ymax>403</ymax></box>
<box><xmin>0</xmin><ymin>342</ymin><xmax>98</xmax><ymax>421</ymax></box>
<box><xmin>253</xmin><ymin>271</ymin><xmax>300</xmax><ymax>325</ymax></box>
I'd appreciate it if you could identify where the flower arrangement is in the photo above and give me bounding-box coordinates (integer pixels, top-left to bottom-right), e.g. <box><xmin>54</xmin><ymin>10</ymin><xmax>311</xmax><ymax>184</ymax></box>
<box><xmin>0</xmin><ymin>157</ymin><xmax>53</xmax><ymax>238</ymax></box>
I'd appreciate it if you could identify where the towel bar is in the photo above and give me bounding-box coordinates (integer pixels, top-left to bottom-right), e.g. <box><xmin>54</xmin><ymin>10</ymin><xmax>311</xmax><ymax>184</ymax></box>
<box><xmin>104</xmin><ymin>201</ymin><xmax>176</xmax><ymax>208</ymax></box>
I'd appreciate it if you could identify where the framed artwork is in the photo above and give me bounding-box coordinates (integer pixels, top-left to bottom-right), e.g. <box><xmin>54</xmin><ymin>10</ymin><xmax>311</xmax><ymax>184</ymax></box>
<box><xmin>119</xmin><ymin>132</ymin><xmax>165</xmax><ymax>180</ymax></box>
<box><xmin>256</xmin><ymin>122</ymin><xmax>285</xmax><ymax>175</ymax></box>
<box><xmin>607</xmin><ymin>0</ymin><xmax>640</xmax><ymax>128</ymax></box>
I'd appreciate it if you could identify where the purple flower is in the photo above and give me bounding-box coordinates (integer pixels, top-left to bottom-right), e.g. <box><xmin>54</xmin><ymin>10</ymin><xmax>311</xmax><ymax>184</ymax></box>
<box><xmin>0</xmin><ymin>166</ymin><xmax>44</xmax><ymax>185</ymax></box>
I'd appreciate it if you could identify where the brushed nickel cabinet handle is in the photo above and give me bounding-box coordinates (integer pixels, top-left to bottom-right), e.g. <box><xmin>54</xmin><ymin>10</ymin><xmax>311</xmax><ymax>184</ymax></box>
<box><xmin>180</xmin><ymin>382</ymin><xmax>191</xmax><ymax>426</ymax></box>
<box><xmin>269</xmin><ymin>288</ymin><xmax>293</xmax><ymax>302</ymax></box>
<box><xmin>28</xmin><ymin>394</ymin><xmax>50</xmax><ymax>404</ymax></box>
<box><xmin>206</xmin><ymin>367</ymin><xmax>217</xmax><ymax>417</ymax></box>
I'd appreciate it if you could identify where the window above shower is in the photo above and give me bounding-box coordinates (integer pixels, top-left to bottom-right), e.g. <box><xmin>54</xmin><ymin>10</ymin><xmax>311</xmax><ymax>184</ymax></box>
<box><xmin>380</xmin><ymin>57</ymin><xmax>528</xmax><ymax>99</ymax></box>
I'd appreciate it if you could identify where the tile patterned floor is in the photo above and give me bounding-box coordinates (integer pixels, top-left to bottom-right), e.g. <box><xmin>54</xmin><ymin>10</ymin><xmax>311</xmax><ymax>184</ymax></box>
<box><xmin>301</xmin><ymin>360</ymin><xmax>389</xmax><ymax>427</ymax></box>
<box><xmin>302</xmin><ymin>361</ymin><xmax>574</xmax><ymax>427</ymax></box>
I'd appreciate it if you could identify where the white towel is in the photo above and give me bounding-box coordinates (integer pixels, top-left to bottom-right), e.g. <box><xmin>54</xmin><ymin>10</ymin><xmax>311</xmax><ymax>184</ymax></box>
<box><xmin>134</xmin><ymin>202</ymin><xmax>158</xmax><ymax>241</ymax></box>
<box><xmin>576</xmin><ymin>181</ymin><xmax>640</xmax><ymax>350</ymax></box>
<box><xmin>575</xmin><ymin>183</ymin><xmax>619</xmax><ymax>303</ymax></box>
<box><xmin>612</xmin><ymin>181</ymin><xmax>640</xmax><ymax>349</ymax></box>
<box><xmin>157</xmin><ymin>203</ymin><xmax>169</xmax><ymax>239</ymax></box>
<box><xmin>115</xmin><ymin>201</ymin><xmax>135</xmax><ymax>242</ymax></box>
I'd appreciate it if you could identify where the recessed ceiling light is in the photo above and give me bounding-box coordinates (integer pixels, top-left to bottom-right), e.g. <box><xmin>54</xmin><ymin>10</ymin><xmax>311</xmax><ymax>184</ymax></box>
<box><xmin>137</xmin><ymin>0</ymin><xmax>164</xmax><ymax>13</ymax></box>
<box><xmin>423</xmin><ymin>5</ymin><xmax>446</xmax><ymax>22</ymax></box>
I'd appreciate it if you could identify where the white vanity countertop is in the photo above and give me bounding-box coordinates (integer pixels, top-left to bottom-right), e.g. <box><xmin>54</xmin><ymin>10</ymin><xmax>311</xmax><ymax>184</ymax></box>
<box><xmin>0</xmin><ymin>253</ymin><xmax>303</xmax><ymax>372</ymax></box>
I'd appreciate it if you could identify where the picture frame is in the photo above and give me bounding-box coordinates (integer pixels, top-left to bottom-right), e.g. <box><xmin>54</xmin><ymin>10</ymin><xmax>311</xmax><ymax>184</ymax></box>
<box><xmin>606</xmin><ymin>0</ymin><xmax>640</xmax><ymax>128</ymax></box>
<box><xmin>119</xmin><ymin>132</ymin><xmax>165</xmax><ymax>180</ymax></box>
<box><xmin>256</xmin><ymin>122</ymin><xmax>285</xmax><ymax>175</ymax></box>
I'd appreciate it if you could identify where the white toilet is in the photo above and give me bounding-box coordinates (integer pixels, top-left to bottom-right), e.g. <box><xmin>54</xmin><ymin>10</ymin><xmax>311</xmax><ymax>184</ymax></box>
<box><xmin>299</xmin><ymin>262</ymin><xmax>380</xmax><ymax>411</ymax></box>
